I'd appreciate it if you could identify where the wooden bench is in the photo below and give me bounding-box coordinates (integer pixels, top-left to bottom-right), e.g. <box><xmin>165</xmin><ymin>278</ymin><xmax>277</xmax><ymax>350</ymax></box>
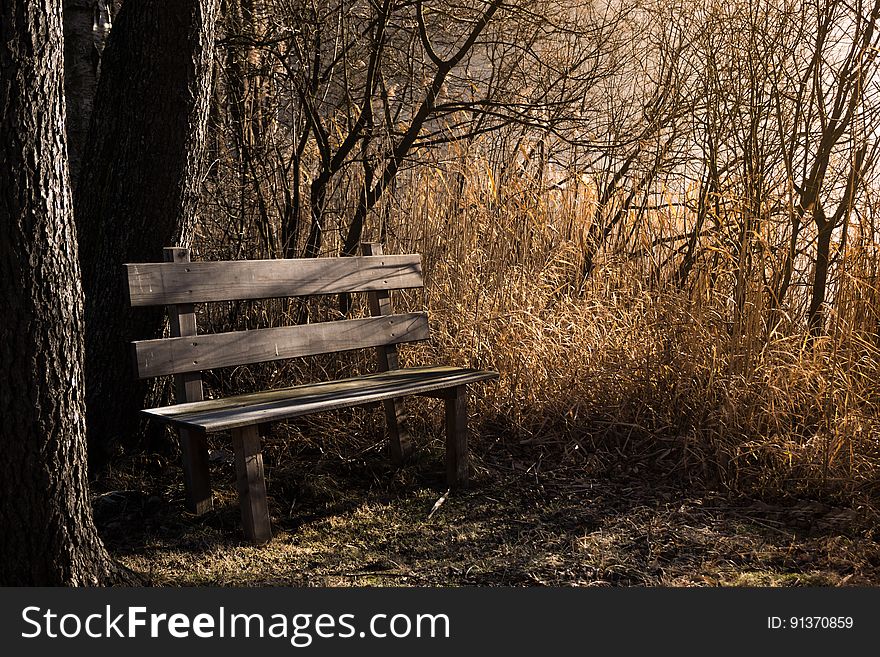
<box><xmin>126</xmin><ymin>243</ymin><xmax>497</xmax><ymax>544</ymax></box>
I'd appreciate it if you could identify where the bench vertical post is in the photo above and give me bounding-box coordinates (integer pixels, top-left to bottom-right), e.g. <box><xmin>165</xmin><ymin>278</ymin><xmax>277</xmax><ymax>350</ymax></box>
<box><xmin>164</xmin><ymin>247</ymin><xmax>213</xmax><ymax>514</ymax></box>
<box><xmin>444</xmin><ymin>386</ymin><xmax>469</xmax><ymax>488</ymax></box>
<box><xmin>231</xmin><ymin>425</ymin><xmax>272</xmax><ymax>545</ymax></box>
<box><xmin>360</xmin><ymin>242</ymin><xmax>413</xmax><ymax>464</ymax></box>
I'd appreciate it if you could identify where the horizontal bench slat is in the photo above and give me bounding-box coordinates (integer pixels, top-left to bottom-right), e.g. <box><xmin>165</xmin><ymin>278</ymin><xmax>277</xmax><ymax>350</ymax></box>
<box><xmin>126</xmin><ymin>254</ymin><xmax>423</xmax><ymax>306</ymax></box>
<box><xmin>141</xmin><ymin>365</ymin><xmax>499</xmax><ymax>432</ymax></box>
<box><xmin>132</xmin><ymin>312</ymin><xmax>429</xmax><ymax>378</ymax></box>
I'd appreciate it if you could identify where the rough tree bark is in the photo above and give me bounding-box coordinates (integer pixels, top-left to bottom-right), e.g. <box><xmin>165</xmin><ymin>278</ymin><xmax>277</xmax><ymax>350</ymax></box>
<box><xmin>63</xmin><ymin>0</ymin><xmax>112</xmax><ymax>187</ymax></box>
<box><xmin>0</xmin><ymin>0</ymin><xmax>126</xmax><ymax>585</ymax></box>
<box><xmin>75</xmin><ymin>0</ymin><xmax>219</xmax><ymax>464</ymax></box>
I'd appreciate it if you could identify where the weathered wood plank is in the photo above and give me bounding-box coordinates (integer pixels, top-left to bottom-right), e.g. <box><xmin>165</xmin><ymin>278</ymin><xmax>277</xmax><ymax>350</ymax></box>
<box><xmin>165</xmin><ymin>248</ymin><xmax>204</xmax><ymax>401</ymax></box>
<box><xmin>232</xmin><ymin>425</ymin><xmax>272</xmax><ymax>545</ymax></box>
<box><xmin>444</xmin><ymin>386</ymin><xmax>469</xmax><ymax>489</ymax></box>
<box><xmin>132</xmin><ymin>312</ymin><xmax>430</xmax><ymax>379</ymax></box>
<box><xmin>164</xmin><ymin>247</ymin><xmax>212</xmax><ymax>515</ymax></box>
<box><xmin>141</xmin><ymin>365</ymin><xmax>498</xmax><ymax>433</ymax></box>
<box><xmin>361</xmin><ymin>242</ymin><xmax>413</xmax><ymax>465</ymax></box>
<box><xmin>126</xmin><ymin>254</ymin><xmax>423</xmax><ymax>306</ymax></box>
<box><xmin>178</xmin><ymin>430</ymin><xmax>212</xmax><ymax>514</ymax></box>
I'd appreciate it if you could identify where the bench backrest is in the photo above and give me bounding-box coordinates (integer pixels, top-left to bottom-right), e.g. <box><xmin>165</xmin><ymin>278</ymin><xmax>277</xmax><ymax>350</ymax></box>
<box><xmin>126</xmin><ymin>244</ymin><xmax>425</xmax><ymax>395</ymax></box>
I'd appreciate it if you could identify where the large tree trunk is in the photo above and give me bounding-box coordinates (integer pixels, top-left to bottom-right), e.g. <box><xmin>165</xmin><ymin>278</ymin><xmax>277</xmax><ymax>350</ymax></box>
<box><xmin>0</xmin><ymin>0</ymin><xmax>125</xmax><ymax>585</ymax></box>
<box><xmin>75</xmin><ymin>0</ymin><xmax>219</xmax><ymax>464</ymax></box>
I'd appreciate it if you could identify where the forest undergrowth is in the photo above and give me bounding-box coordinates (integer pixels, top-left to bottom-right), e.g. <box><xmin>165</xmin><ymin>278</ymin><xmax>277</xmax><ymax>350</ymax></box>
<box><xmin>93</xmin><ymin>158</ymin><xmax>880</xmax><ymax>586</ymax></box>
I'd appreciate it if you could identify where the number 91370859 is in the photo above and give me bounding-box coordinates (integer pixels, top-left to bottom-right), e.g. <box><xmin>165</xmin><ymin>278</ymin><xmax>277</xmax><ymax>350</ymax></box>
<box><xmin>768</xmin><ymin>616</ymin><xmax>854</xmax><ymax>630</ymax></box>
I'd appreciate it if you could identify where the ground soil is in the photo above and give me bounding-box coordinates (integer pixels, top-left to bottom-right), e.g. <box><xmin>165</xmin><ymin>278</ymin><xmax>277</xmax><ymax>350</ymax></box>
<box><xmin>93</xmin><ymin>418</ymin><xmax>880</xmax><ymax>587</ymax></box>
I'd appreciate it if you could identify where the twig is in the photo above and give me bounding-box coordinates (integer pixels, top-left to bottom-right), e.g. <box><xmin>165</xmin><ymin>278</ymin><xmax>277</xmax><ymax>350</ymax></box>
<box><xmin>427</xmin><ymin>489</ymin><xmax>450</xmax><ymax>520</ymax></box>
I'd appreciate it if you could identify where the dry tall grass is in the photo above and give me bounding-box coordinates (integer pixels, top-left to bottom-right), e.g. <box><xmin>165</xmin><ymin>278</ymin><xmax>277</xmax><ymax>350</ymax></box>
<box><xmin>197</xmin><ymin>144</ymin><xmax>880</xmax><ymax>507</ymax></box>
<box><xmin>373</xmin><ymin>153</ymin><xmax>880</xmax><ymax>505</ymax></box>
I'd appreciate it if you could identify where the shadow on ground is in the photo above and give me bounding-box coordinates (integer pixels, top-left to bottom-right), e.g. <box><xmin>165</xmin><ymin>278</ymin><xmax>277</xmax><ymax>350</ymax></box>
<box><xmin>93</xmin><ymin>428</ymin><xmax>880</xmax><ymax>587</ymax></box>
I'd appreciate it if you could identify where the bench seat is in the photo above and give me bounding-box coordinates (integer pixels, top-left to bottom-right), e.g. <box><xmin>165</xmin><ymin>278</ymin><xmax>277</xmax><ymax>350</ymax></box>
<box><xmin>142</xmin><ymin>365</ymin><xmax>497</xmax><ymax>433</ymax></box>
<box><xmin>128</xmin><ymin>244</ymin><xmax>497</xmax><ymax>544</ymax></box>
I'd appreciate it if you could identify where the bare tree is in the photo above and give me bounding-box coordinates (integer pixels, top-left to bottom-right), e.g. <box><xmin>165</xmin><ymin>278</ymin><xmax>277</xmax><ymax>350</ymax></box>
<box><xmin>207</xmin><ymin>0</ymin><xmax>624</xmax><ymax>271</ymax></box>
<box><xmin>577</xmin><ymin>1</ymin><xmax>692</xmax><ymax>286</ymax></box>
<box><xmin>784</xmin><ymin>0</ymin><xmax>880</xmax><ymax>338</ymax></box>
<box><xmin>650</xmin><ymin>0</ymin><xmax>880</xmax><ymax>343</ymax></box>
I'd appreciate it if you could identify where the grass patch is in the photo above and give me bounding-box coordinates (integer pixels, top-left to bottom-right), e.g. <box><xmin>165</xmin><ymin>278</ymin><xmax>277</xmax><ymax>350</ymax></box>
<box><xmin>94</xmin><ymin>424</ymin><xmax>880</xmax><ymax>586</ymax></box>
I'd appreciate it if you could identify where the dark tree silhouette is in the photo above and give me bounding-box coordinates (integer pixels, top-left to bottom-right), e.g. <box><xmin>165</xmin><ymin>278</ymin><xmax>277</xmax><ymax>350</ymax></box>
<box><xmin>75</xmin><ymin>0</ymin><xmax>219</xmax><ymax>464</ymax></box>
<box><xmin>0</xmin><ymin>0</ymin><xmax>127</xmax><ymax>585</ymax></box>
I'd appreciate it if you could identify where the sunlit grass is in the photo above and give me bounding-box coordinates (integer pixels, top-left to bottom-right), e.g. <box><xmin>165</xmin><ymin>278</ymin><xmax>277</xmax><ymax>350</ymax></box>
<box><xmin>197</xmin><ymin>143</ymin><xmax>880</xmax><ymax>506</ymax></box>
<box><xmin>380</xmin><ymin>152</ymin><xmax>880</xmax><ymax>504</ymax></box>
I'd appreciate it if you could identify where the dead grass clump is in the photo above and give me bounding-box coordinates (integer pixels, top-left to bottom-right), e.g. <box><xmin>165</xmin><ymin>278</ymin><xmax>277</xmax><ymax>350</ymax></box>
<box><xmin>377</xmin><ymin>158</ymin><xmax>880</xmax><ymax>505</ymax></box>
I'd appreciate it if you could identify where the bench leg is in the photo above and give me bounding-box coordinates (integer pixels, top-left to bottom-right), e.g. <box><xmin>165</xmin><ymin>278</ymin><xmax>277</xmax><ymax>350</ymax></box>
<box><xmin>444</xmin><ymin>386</ymin><xmax>469</xmax><ymax>489</ymax></box>
<box><xmin>231</xmin><ymin>425</ymin><xmax>272</xmax><ymax>545</ymax></box>
<box><xmin>383</xmin><ymin>398</ymin><xmax>414</xmax><ymax>465</ymax></box>
<box><xmin>180</xmin><ymin>428</ymin><xmax>213</xmax><ymax>514</ymax></box>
